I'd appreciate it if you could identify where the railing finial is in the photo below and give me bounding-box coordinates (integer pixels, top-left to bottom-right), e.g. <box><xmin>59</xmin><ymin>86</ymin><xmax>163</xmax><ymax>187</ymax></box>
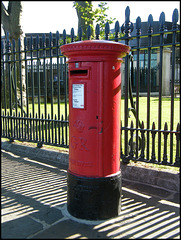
<box><xmin>87</xmin><ymin>25</ymin><xmax>91</xmax><ymax>40</ymax></box>
<box><xmin>95</xmin><ymin>24</ymin><xmax>100</xmax><ymax>40</ymax></box>
<box><xmin>121</xmin><ymin>6</ymin><xmax>134</xmax><ymax>37</ymax></box>
<box><xmin>115</xmin><ymin>21</ymin><xmax>120</xmax><ymax>42</ymax></box>
<box><xmin>63</xmin><ymin>29</ymin><xmax>66</xmax><ymax>44</ymax></box>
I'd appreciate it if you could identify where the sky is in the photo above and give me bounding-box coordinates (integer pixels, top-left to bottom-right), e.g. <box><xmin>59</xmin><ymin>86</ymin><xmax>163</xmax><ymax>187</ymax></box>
<box><xmin>1</xmin><ymin>1</ymin><xmax>180</xmax><ymax>36</ymax></box>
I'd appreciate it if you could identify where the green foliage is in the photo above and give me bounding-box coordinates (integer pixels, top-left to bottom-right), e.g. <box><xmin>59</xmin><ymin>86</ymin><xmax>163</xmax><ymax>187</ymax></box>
<box><xmin>73</xmin><ymin>1</ymin><xmax>118</xmax><ymax>40</ymax></box>
<box><xmin>93</xmin><ymin>2</ymin><xmax>116</xmax><ymax>37</ymax></box>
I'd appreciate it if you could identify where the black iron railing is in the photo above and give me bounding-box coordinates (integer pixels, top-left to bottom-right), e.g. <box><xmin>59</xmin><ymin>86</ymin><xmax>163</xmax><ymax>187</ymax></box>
<box><xmin>1</xmin><ymin>6</ymin><xmax>180</xmax><ymax>167</ymax></box>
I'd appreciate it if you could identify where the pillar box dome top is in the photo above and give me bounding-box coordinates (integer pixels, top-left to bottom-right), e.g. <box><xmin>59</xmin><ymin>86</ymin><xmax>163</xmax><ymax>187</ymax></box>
<box><xmin>60</xmin><ymin>40</ymin><xmax>130</xmax><ymax>62</ymax></box>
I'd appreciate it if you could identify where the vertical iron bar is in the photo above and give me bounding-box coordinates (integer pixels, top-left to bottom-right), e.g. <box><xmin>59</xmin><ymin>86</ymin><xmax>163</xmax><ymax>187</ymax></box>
<box><xmin>158</xmin><ymin>12</ymin><xmax>165</xmax><ymax>163</ymax></box>
<box><xmin>18</xmin><ymin>112</ymin><xmax>21</xmax><ymax>138</ymax></box>
<box><xmin>36</xmin><ymin>35</ymin><xmax>41</xmax><ymax>144</ymax></box>
<box><xmin>147</xmin><ymin>14</ymin><xmax>153</xmax><ymax>161</ymax></box>
<box><xmin>30</xmin><ymin>36</ymin><xmax>35</xmax><ymax>140</ymax></box>
<box><xmin>150</xmin><ymin>122</ymin><xmax>157</xmax><ymax>163</ymax></box>
<box><xmin>24</xmin><ymin>37</ymin><xmax>29</xmax><ymax>140</ymax></box>
<box><xmin>56</xmin><ymin>31</ymin><xmax>61</xmax><ymax>145</ymax></box>
<box><xmin>170</xmin><ymin>9</ymin><xmax>178</xmax><ymax>165</ymax></box>
<box><xmin>30</xmin><ymin>112</ymin><xmax>32</xmax><ymax>140</ymax></box>
<box><xmin>174</xmin><ymin>123</ymin><xmax>180</xmax><ymax>167</ymax></box>
<box><xmin>162</xmin><ymin>122</ymin><xmax>168</xmax><ymax>165</ymax></box>
<box><xmin>49</xmin><ymin>32</ymin><xmax>54</xmax><ymax>143</ymax></box>
<box><xmin>120</xmin><ymin>121</ymin><xmax>123</xmax><ymax>158</ymax></box>
<box><xmin>35</xmin><ymin>113</ymin><xmax>38</xmax><ymax>141</ymax></box>
<box><xmin>42</xmin><ymin>34</ymin><xmax>47</xmax><ymax>142</ymax></box>
<box><xmin>61</xmin><ymin>114</ymin><xmax>64</xmax><ymax>145</ymax></box>
<box><xmin>129</xmin><ymin>121</ymin><xmax>134</xmax><ymax>158</ymax></box>
<box><xmin>7</xmin><ymin>112</ymin><xmax>10</xmax><ymax>138</ymax></box>
<box><xmin>121</xmin><ymin>6</ymin><xmax>133</xmax><ymax>162</ymax></box>
<box><xmin>1</xmin><ymin>41</ymin><xmax>6</xmax><ymax>138</ymax></box>
<box><xmin>62</xmin><ymin>29</ymin><xmax>68</xmax><ymax>146</ymax></box>
<box><xmin>135</xmin><ymin>16</ymin><xmax>141</xmax><ymax>158</ymax></box>
<box><xmin>64</xmin><ymin>57</ymin><xmax>68</xmax><ymax>146</ymax></box>
<box><xmin>24</xmin><ymin>112</ymin><xmax>26</xmax><ymax>140</ymax></box>
<box><xmin>139</xmin><ymin>121</ymin><xmax>145</xmax><ymax>160</ymax></box>
<box><xmin>1</xmin><ymin>40</ymin><xmax>7</xmax><ymax>116</ymax></box>
<box><xmin>1</xmin><ymin>112</ymin><xmax>2</xmax><ymax>137</ymax></box>
<box><xmin>48</xmin><ymin>113</ymin><xmax>50</xmax><ymax>143</ymax></box>
<box><xmin>18</xmin><ymin>38</ymin><xmax>23</xmax><ymax>139</ymax></box>
<box><xmin>7</xmin><ymin>34</ymin><xmax>12</xmax><ymax>139</ymax></box>
<box><xmin>12</xmin><ymin>39</ymin><xmax>18</xmax><ymax>139</ymax></box>
<box><xmin>2</xmin><ymin>111</ymin><xmax>5</xmax><ymax>136</ymax></box>
<box><xmin>13</xmin><ymin>112</ymin><xmax>16</xmax><ymax>138</ymax></box>
<box><xmin>42</xmin><ymin>113</ymin><xmax>44</xmax><ymax>143</ymax></box>
<box><xmin>55</xmin><ymin>114</ymin><xmax>57</xmax><ymax>144</ymax></box>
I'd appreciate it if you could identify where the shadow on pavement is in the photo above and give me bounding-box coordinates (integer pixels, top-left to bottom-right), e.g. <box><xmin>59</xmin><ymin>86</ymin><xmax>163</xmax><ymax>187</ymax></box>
<box><xmin>1</xmin><ymin>150</ymin><xmax>180</xmax><ymax>239</ymax></box>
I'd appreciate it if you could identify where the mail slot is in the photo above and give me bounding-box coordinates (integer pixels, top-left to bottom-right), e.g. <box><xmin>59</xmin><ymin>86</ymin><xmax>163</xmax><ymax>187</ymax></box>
<box><xmin>70</xmin><ymin>69</ymin><xmax>88</xmax><ymax>77</ymax></box>
<box><xmin>61</xmin><ymin>40</ymin><xmax>130</xmax><ymax>220</ymax></box>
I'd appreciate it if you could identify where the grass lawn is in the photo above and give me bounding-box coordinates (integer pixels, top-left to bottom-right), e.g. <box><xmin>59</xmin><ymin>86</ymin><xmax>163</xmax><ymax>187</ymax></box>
<box><xmin>121</xmin><ymin>96</ymin><xmax>180</xmax><ymax>131</ymax></box>
<box><xmin>2</xmin><ymin>96</ymin><xmax>180</xmax><ymax>165</ymax></box>
<box><xmin>120</xmin><ymin>96</ymin><xmax>180</xmax><ymax>164</ymax></box>
<box><xmin>24</xmin><ymin>96</ymin><xmax>180</xmax><ymax>130</ymax></box>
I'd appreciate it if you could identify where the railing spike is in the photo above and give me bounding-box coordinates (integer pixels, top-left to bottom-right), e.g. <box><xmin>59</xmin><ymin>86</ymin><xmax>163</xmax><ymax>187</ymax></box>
<box><xmin>115</xmin><ymin>21</ymin><xmax>120</xmax><ymax>42</ymax></box>
<box><xmin>172</xmin><ymin>8</ymin><xmax>179</xmax><ymax>30</ymax></box>
<box><xmin>115</xmin><ymin>20</ymin><xmax>120</xmax><ymax>33</ymax></box>
<box><xmin>164</xmin><ymin>122</ymin><xmax>168</xmax><ymax>131</ymax></box>
<box><xmin>125</xmin><ymin>6</ymin><xmax>130</xmax><ymax>22</ymax></box>
<box><xmin>148</xmin><ymin>14</ymin><xmax>153</xmax><ymax>34</ymax></box>
<box><xmin>148</xmin><ymin>14</ymin><xmax>153</xmax><ymax>27</ymax></box>
<box><xmin>56</xmin><ymin>31</ymin><xmax>60</xmax><ymax>40</ymax></box>
<box><xmin>159</xmin><ymin>12</ymin><xmax>165</xmax><ymax>31</ymax></box>
<box><xmin>176</xmin><ymin>123</ymin><xmax>180</xmax><ymax>132</ymax></box>
<box><xmin>105</xmin><ymin>21</ymin><xmax>110</xmax><ymax>40</ymax></box>
<box><xmin>78</xmin><ymin>27</ymin><xmax>82</xmax><ymax>41</ymax></box>
<box><xmin>136</xmin><ymin>16</ymin><xmax>141</xmax><ymax>35</ymax></box>
<box><xmin>71</xmin><ymin>28</ymin><xmax>75</xmax><ymax>42</ymax></box>
<box><xmin>87</xmin><ymin>25</ymin><xmax>91</xmax><ymax>40</ymax></box>
<box><xmin>172</xmin><ymin>8</ymin><xmax>179</xmax><ymax>23</ymax></box>
<box><xmin>63</xmin><ymin>29</ymin><xmax>66</xmax><ymax>44</ymax></box>
<box><xmin>95</xmin><ymin>24</ymin><xmax>100</xmax><ymax>40</ymax></box>
<box><xmin>121</xmin><ymin>6</ymin><xmax>133</xmax><ymax>37</ymax></box>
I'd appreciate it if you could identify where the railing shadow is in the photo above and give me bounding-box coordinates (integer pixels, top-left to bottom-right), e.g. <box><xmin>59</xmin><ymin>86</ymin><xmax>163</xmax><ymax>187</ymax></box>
<box><xmin>1</xmin><ymin>150</ymin><xmax>67</xmax><ymax>238</ymax></box>
<box><xmin>1</xmin><ymin>150</ymin><xmax>180</xmax><ymax>239</ymax></box>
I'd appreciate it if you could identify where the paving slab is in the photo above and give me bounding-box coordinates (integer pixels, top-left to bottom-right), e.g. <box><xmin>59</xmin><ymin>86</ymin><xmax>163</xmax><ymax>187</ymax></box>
<box><xmin>1</xmin><ymin>144</ymin><xmax>180</xmax><ymax>239</ymax></box>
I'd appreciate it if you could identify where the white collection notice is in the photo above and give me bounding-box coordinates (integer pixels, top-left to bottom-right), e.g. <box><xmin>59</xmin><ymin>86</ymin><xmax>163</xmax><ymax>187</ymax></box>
<box><xmin>72</xmin><ymin>84</ymin><xmax>84</xmax><ymax>109</ymax></box>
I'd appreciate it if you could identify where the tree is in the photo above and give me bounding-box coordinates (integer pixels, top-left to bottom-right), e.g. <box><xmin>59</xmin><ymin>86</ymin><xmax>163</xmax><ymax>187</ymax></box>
<box><xmin>1</xmin><ymin>1</ymin><xmax>26</xmax><ymax>109</ymax></box>
<box><xmin>1</xmin><ymin>1</ymin><xmax>24</xmax><ymax>41</ymax></box>
<box><xmin>73</xmin><ymin>1</ymin><xmax>94</xmax><ymax>39</ymax></box>
<box><xmin>73</xmin><ymin>1</ymin><xmax>116</xmax><ymax>39</ymax></box>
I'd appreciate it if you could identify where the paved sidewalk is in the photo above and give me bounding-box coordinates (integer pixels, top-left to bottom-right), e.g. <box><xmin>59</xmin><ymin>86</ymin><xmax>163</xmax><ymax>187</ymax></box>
<box><xmin>1</xmin><ymin>146</ymin><xmax>180</xmax><ymax>239</ymax></box>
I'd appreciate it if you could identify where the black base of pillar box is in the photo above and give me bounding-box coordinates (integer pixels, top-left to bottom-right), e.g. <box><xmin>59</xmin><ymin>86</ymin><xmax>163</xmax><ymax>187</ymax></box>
<box><xmin>67</xmin><ymin>171</ymin><xmax>122</xmax><ymax>220</ymax></box>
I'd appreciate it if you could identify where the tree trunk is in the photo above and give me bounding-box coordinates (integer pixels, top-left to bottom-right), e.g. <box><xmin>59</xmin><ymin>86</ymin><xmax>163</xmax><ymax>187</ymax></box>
<box><xmin>1</xmin><ymin>1</ymin><xmax>26</xmax><ymax>109</ymax></box>
<box><xmin>75</xmin><ymin>1</ymin><xmax>93</xmax><ymax>39</ymax></box>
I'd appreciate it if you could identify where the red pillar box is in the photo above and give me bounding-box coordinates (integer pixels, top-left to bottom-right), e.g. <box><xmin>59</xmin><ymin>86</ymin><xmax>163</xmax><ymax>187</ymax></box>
<box><xmin>60</xmin><ymin>40</ymin><xmax>130</xmax><ymax>220</ymax></box>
